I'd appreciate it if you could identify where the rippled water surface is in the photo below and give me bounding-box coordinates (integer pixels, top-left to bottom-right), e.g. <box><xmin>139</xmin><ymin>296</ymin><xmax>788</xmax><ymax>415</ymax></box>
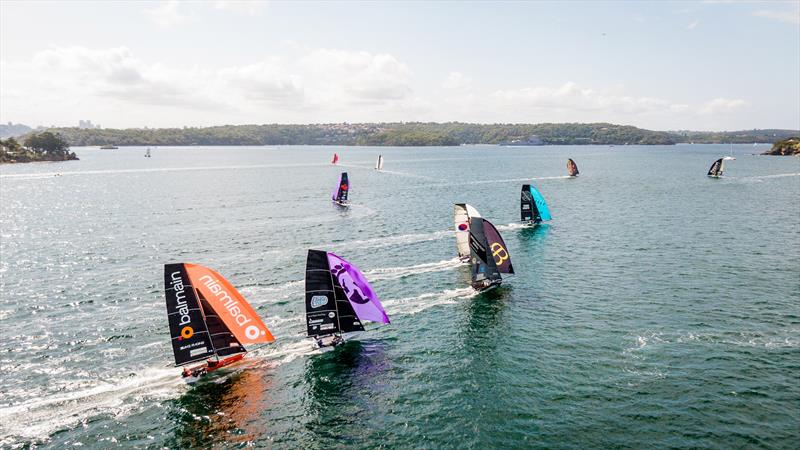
<box><xmin>1</xmin><ymin>145</ymin><xmax>798</xmax><ymax>448</ymax></box>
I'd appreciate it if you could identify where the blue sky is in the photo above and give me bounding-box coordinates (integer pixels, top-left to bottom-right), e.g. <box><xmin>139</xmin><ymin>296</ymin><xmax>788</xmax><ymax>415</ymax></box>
<box><xmin>1</xmin><ymin>0</ymin><xmax>798</xmax><ymax>130</ymax></box>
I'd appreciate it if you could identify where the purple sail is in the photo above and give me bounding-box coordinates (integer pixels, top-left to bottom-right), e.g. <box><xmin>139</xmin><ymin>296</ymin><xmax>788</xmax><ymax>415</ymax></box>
<box><xmin>326</xmin><ymin>252</ymin><xmax>390</xmax><ymax>324</ymax></box>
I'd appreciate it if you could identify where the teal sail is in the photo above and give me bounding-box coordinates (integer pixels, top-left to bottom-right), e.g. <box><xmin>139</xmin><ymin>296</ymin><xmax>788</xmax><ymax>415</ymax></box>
<box><xmin>528</xmin><ymin>184</ymin><xmax>551</xmax><ymax>221</ymax></box>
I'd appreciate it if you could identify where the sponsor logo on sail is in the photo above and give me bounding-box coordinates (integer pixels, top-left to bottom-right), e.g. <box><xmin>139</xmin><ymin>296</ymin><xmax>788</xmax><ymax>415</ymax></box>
<box><xmin>198</xmin><ymin>274</ymin><xmax>266</xmax><ymax>340</ymax></box>
<box><xmin>491</xmin><ymin>242</ymin><xmax>509</xmax><ymax>265</ymax></box>
<box><xmin>310</xmin><ymin>295</ymin><xmax>328</xmax><ymax>308</ymax></box>
<box><xmin>171</xmin><ymin>270</ymin><xmax>193</xmax><ymax>331</ymax></box>
<box><xmin>180</xmin><ymin>326</ymin><xmax>194</xmax><ymax>340</ymax></box>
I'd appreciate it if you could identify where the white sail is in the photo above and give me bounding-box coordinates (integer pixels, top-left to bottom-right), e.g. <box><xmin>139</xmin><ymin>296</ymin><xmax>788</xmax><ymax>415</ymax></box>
<box><xmin>375</xmin><ymin>155</ymin><xmax>384</xmax><ymax>171</ymax></box>
<box><xmin>454</xmin><ymin>203</ymin><xmax>482</xmax><ymax>260</ymax></box>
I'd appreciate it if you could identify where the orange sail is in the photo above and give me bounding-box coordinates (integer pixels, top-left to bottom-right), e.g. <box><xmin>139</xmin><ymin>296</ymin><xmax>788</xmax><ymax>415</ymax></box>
<box><xmin>185</xmin><ymin>264</ymin><xmax>275</xmax><ymax>345</ymax></box>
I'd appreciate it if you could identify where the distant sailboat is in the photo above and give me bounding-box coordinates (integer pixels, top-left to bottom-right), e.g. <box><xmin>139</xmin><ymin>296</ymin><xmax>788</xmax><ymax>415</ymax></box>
<box><xmin>332</xmin><ymin>153</ymin><xmax>339</xmax><ymax>165</ymax></box>
<box><xmin>332</xmin><ymin>172</ymin><xmax>350</xmax><ymax>206</ymax></box>
<box><xmin>567</xmin><ymin>158</ymin><xmax>579</xmax><ymax>177</ymax></box>
<box><xmin>454</xmin><ymin>203</ymin><xmax>482</xmax><ymax>261</ymax></box>
<box><xmin>305</xmin><ymin>250</ymin><xmax>390</xmax><ymax>350</ymax></box>
<box><xmin>145</xmin><ymin>148</ymin><xmax>151</xmax><ymax>158</ymax></box>
<box><xmin>164</xmin><ymin>263</ymin><xmax>275</xmax><ymax>383</ymax></box>
<box><xmin>707</xmin><ymin>156</ymin><xmax>735</xmax><ymax>178</ymax></box>
<box><xmin>521</xmin><ymin>184</ymin><xmax>552</xmax><ymax>225</ymax></box>
<box><xmin>468</xmin><ymin>217</ymin><xmax>514</xmax><ymax>291</ymax></box>
<box><xmin>375</xmin><ymin>154</ymin><xmax>384</xmax><ymax>171</ymax></box>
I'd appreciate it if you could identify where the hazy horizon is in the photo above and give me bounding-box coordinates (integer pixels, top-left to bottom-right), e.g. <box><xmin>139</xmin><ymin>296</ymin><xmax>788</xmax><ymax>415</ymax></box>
<box><xmin>2</xmin><ymin>1</ymin><xmax>798</xmax><ymax>131</ymax></box>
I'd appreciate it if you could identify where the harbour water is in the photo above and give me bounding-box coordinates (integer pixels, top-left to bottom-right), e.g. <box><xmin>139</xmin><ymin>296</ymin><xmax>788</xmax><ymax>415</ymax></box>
<box><xmin>1</xmin><ymin>144</ymin><xmax>798</xmax><ymax>448</ymax></box>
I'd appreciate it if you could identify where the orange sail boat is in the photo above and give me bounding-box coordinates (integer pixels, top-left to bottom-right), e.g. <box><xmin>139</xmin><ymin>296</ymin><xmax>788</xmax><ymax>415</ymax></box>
<box><xmin>164</xmin><ymin>263</ymin><xmax>274</xmax><ymax>383</ymax></box>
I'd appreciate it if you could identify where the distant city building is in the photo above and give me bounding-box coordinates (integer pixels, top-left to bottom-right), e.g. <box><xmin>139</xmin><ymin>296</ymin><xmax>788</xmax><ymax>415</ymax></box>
<box><xmin>78</xmin><ymin>120</ymin><xmax>100</xmax><ymax>129</ymax></box>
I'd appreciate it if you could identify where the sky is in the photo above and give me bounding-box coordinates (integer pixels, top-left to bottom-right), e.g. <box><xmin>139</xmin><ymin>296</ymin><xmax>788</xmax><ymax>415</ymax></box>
<box><xmin>1</xmin><ymin>0</ymin><xmax>798</xmax><ymax>131</ymax></box>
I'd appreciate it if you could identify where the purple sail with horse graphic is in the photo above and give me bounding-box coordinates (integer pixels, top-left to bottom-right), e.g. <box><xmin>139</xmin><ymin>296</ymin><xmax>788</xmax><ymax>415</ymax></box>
<box><xmin>326</xmin><ymin>252</ymin><xmax>390</xmax><ymax>324</ymax></box>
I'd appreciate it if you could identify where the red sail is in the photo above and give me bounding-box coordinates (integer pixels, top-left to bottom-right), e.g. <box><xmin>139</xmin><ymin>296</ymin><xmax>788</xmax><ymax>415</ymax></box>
<box><xmin>185</xmin><ymin>264</ymin><xmax>275</xmax><ymax>345</ymax></box>
<box><xmin>332</xmin><ymin>153</ymin><xmax>339</xmax><ymax>164</ymax></box>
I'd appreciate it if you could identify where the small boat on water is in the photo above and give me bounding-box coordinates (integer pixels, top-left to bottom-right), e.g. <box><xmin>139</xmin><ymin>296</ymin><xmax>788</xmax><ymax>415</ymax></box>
<box><xmin>468</xmin><ymin>217</ymin><xmax>514</xmax><ymax>291</ymax></box>
<box><xmin>567</xmin><ymin>158</ymin><xmax>579</xmax><ymax>177</ymax></box>
<box><xmin>164</xmin><ymin>263</ymin><xmax>275</xmax><ymax>383</ymax></box>
<box><xmin>332</xmin><ymin>172</ymin><xmax>350</xmax><ymax>207</ymax></box>
<box><xmin>305</xmin><ymin>250</ymin><xmax>390</xmax><ymax>350</ymax></box>
<box><xmin>707</xmin><ymin>156</ymin><xmax>735</xmax><ymax>178</ymax></box>
<box><xmin>375</xmin><ymin>154</ymin><xmax>384</xmax><ymax>171</ymax></box>
<box><xmin>145</xmin><ymin>148</ymin><xmax>151</xmax><ymax>158</ymax></box>
<box><xmin>99</xmin><ymin>144</ymin><xmax>118</xmax><ymax>149</ymax></box>
<box><xmin>521</xmin><ymin>184</ymin><xmax>552</xmax><ymax>226</ymax></box>
<box><xmin>331</xmin><ymin>153</ymin><xmax>339</xmax><ymax>165</ymax></box>
<box><xmin>454</xmin><ymin>203</ymin><xmax>482</xmax><ymax>262</ymax></box>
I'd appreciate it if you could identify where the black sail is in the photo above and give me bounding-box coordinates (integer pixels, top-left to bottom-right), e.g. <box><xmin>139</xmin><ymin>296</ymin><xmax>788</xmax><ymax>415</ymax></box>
<box><xmin>336</xmin><ymin>172</ymin><xmax>349</xmax><ymax>202</ymax></box>
<box><xmin>468</xmin><ymin>218</ymin><xmax>502</xmax><ymax>285</ymax></box>
<box><xmin>521</xmin><ymin>184</ymin><xmax>539</xmax><ymax>222</ymax></box>
<box><xmin>708</xmin><ymin>158</ymin><xmax>723</xmax><ymax>176</ymax></box>
<box><xmin>306</xmin><ymin>250</ymin><xmax>340</xmax><ymax>337</ymax></box>
<box><xmin>164</xmin><ymin>263</ymin><xmax>215</xmax><ymax>366</ymax></box>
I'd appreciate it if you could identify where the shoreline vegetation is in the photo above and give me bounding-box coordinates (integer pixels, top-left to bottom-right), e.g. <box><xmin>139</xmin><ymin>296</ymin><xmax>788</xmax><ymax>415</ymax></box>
<box><xmin>0</xmin><ymin>132</ymin><xmax>78</xmax><ymax>164</ymax></box>
<box><xmin>4</xmin><ymin>122</ymin><xmax>798</xmax><ymax>148</ymax></box>
<box><xmin>763</xmin><ymin>137</ymin><xmax>800</xmax><ymax>156</ymax></box>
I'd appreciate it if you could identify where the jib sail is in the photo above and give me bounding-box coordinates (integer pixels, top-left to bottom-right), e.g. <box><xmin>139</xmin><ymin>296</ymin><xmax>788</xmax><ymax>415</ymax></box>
<box><xmin>468</xmin><ymin>218</ymin><xmax>502</xmax><ymax>286</ymax></box>
<box><xmin>454</xmin><ymin>203</ymin><xmax>482</xmax><ymax>259</ymax></box>
<box><xmin>305</xmin><ymin>250</ymin><xmax>389</xmax><ymax>338</ymax></box>
<box><xmin>567</xmin><ymin>158</ymin><xmax>579</xmax><ymax>176</ymax></box>
<box><xmin>708</xmin><ymin>158</ymin><xmax>723</xmax><ymax>177</ymax></box>
<box><xmin>332</xmin><ymin>172</ymin><xmax>349</xmax><ymax>203</ymax></box>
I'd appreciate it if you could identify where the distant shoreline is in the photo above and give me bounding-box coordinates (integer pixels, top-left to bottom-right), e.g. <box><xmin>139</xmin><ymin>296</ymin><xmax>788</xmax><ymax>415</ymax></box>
<box><xmin>6</xmin><ymin>122</ymin><xmax>797</xmax><ymax>148</ymax></box>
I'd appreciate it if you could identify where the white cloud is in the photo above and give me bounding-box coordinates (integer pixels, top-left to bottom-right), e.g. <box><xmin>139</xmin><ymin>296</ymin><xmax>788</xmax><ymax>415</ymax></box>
<box><xmin>688</xmin><ymin>19</ymin><xmax>700</xmax><ymax>29</ymax></box>
<box><xmin>699</xmin><ymin>97</ymin><xmax>748</xmax><ymax>114</ymax></box>
<box><xmin>0</xmin><ymin>45</ymin><xmax>420</xmax><ymax>126</ymax></box>
<box><xmin>491</xmin><ymin>82</ymin><xmax>679</xmax><ymax>115</ymax></box>
<box><xmin>442</xmin><ymin>72</ymin><xmax>472</xmax><ymax>90</ymax></box>
<box><xmin>214</xmin><ymin>1</ymin><xmax>266</xmax><ymax>16</ymax></box>
<box><xmin>753</xmin><ymin>7</ymin><xmax>800</xmax><ymax>25</ymax></box>
<box><xmin>144</xmin><ymin>1</ymin><xmax>188</xmax><ymax>27</ymax></box>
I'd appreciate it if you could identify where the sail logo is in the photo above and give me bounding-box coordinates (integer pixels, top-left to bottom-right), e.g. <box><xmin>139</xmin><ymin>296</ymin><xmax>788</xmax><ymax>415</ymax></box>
<box><xmin>490</xmin><ymin>243</ymin><xmax>509</xmax><ymax>265</ymax></box>
<box><xmin>171</xmin><ymin>270</ymin><xmax>193</xmax><ymax>328</ymax></box>
<box><xmin>180</xmin><ymin>326</ymin><xmax>194</xmax><ymax>340</ymax></box>
<box><xmin>331</xmin><ymin>264</ymin><xmax>370</xmax><ymax>304</ymax></box>
<box><xmin>458</xmin><ymin>223</ymin><xmax>468</xmax><ymax>231</ymax></box>
<box><xmin>198</xmin><ymin>275</ymin><xmax>266</xmax><ymax>341</ymax></box>
<box><xmin>310</xmin><ymin>295</ymin><xmax>328</xmax><ymax>308</ymax></box>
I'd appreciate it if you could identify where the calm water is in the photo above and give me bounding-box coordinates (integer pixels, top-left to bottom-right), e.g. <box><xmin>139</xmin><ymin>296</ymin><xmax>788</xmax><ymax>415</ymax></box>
<box><xmin>1</xmin><ymin>145</ymin><xmax>798</xmax><ymax>448</ymax></box>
